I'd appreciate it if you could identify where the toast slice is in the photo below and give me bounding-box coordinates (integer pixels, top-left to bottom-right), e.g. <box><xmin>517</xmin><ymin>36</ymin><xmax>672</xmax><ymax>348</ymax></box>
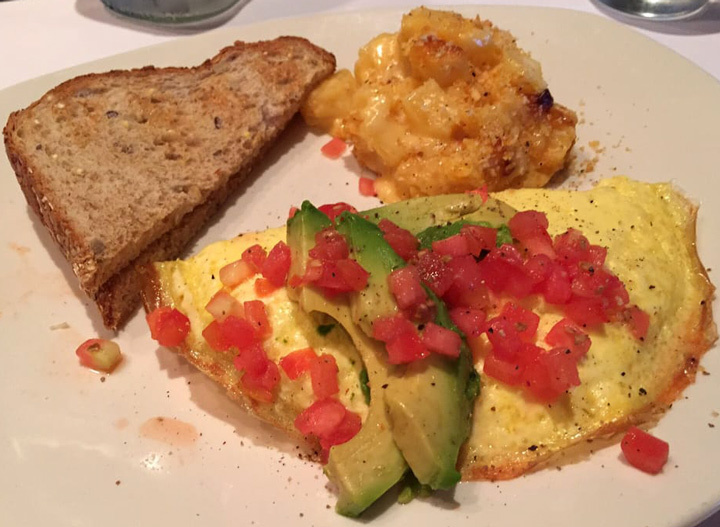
<box><xmin>3</xmin><ymin>36</ymin><xmax>336</xmax><ymax>329</ymax></box>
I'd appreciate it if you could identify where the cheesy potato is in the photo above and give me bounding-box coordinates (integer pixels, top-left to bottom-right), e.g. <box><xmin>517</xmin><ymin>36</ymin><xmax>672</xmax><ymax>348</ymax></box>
<box><xmin>302</xmin><ymin>7</ymin><xmax>578</xmax><ymax>202</ymax></box>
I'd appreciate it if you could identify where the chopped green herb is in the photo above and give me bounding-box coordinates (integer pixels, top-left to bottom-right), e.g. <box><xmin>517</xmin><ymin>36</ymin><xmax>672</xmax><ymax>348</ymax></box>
<box><xmin>317</xmin><ymin>323</ymin><xmax>336</xmax><ymax>336</ymax></box>
<box><xmin>359</xmin><ymin>369</ymin><xmax>371</xmax><ymax>403</ymax></box>
<box><xmin>496</xmin><ymin>224</ymin><xmax>513</xmax><ymax>246</ymax></box>
<box><xmin>416</xmin><ymin>220</ymin><xmax>510</xmax><ymax>250</ymax></box>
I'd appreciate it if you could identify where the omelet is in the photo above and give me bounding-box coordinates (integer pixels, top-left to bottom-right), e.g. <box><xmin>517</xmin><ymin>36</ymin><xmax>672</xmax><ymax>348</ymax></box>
<box><xmin>140</xmin><ymin>228</ymin><xmax>369</xmax><ymax>445</ymax></box>
<box><xmin>460</xmin><ymin>177</ymin><xmax>716</xmax><ymax>479</ymax></box>
<box><xmin>301</xmin><ymin>7</ymin><xmax>577</xmax><ymax>202</ymax></box>
<box><xmin>139</xmin><ymin>177</ymin><xmax>715</xmax><ymax>485</ymax></box>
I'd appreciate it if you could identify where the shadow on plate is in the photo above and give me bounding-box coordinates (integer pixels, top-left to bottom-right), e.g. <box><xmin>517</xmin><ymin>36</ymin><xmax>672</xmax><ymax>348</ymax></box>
<box><xmin>154</xmin><ymin>345</ymin><xmax>311</xmax><ymax>457</ymax></box>
<box><xmin>590</xmin><ymin>0</ymin><xmax>720</xmax><ymax>35</ymax></box>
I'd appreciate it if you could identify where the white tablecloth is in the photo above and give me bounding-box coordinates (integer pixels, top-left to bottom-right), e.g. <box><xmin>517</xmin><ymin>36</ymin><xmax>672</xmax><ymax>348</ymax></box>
<box><xmin>1</xmin><ymin>1</ymin><xmax>718</xmax><ymax>526</ymax></box>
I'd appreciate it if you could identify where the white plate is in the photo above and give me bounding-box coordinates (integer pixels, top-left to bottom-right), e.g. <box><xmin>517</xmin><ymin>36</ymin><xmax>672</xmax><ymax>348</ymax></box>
<box><xmin>1</xmin><ymin>6</ymin><xmax>718</xmax><ymax>527</ymax></box>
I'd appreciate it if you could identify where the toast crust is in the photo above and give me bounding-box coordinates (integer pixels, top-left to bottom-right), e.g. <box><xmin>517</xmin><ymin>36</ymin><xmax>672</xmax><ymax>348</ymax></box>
<box><xmin>4</xmin><ymin>37</ymin><xmax>336</xmax><ymax>328</ymax></box>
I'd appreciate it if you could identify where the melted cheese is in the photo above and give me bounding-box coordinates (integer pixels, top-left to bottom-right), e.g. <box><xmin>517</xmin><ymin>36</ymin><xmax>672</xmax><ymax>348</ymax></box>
<box><xmin>301</xmin><ymin>7</ymin><xmax>577</xmax><ymax>202</ymax></box>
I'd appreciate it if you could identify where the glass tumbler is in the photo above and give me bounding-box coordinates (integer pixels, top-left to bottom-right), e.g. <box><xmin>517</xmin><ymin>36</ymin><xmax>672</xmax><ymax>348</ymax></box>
<box><xmin>100</xmin><ymin>0</ymin><xmax>247</xmax><ymax>24</ymax></box>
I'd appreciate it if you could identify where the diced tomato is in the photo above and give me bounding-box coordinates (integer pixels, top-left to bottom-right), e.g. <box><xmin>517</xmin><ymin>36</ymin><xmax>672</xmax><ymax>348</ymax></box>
<box><xmin>359</xmin><ymin>176</ymin><xmax>377</xmax><ymax>197</ymax></box>
<box><xmin>541</xmin><ymin>262</ymin><xmax>573</xmax><ymax>304</ymax></box>
<box><xmin>432</xmin><ymin>234</ymin><xmax>471</xmax><ymax>257</ymax></box>
<box><xmin>320</xmin><ymin>410</ymin><xmax>362</xmax><ymax>451</ymax></box>
<box><xmin>312</xmin><ymin>261</ymin><xmax>352</xmax><ymax>296</ymax></box>
<box><xmin>477</xmin><ymin>245</ymin><xmax>533</xmax><ymax>298</ymax></box>
<box><xmin>554</xmin><ymin>229</ymin><xmax>591</xmax><ymax>265</ymax></box>
<box><xmin>279</xmin><ymin>347</ymin><xmax>318</xmax><ymax>380</ymax></box>
<box><xmin>310</xmin><ymin>354</ymin><xmax>340</xmax><ymax>399</ymax></box>
<box><xmin>288</xmin><ymin>206</ymin><xmax>299</xmax><ymax>219</ymax></box>
<box><xmin>320</xmin><ymin>137</ymin><xmax>347</xmax><ymax>159</ymax></box>
<box><xmin>509</xmin><ymin>210</ymin><xmax>555</xmax><ymax>258</ymax></box>
<box><xmin>262</xmin><ymin>241</ymin><xmax>291</xmax><ymax>287</ymax></box>
<box><xmin>146</xmin><ymin>307</ymin><xmax>190</xmax><ymax>347</ymax></box>
<box><xmin>588</xmin><ymin>244</ymin><xmax>607</xmax><ymax>267</ymax></box>
<box><xmin>373</xmin><ymin>315</ymin><xmax>428</xmax><ymax>363</ymax></box>
<box><xmin>483</xmin><ymin>352</ymin><xmax>523</xmax><ymax>386</ymax></box>
<box><xmin>621</xmin><ymin>426</ymin><xmax>669</xmax><ymax>474</ymax></box>
<box><xmin>466</xmin><ymin>185</ymin><xmax>489</xmax><ymax>204</ymax></box>
<box><xmin>421</xmin><ymin>322</ymin><xmax>461</xmax><ymax>358</ymax></box>
<box><xmin>571</xmin><ymin>266</ymin><xmax>617</xmax><ymax>298</ymax></box>
<box><xmin>240</xmin><ymin>359</ymin><xmax>280</xmax><ymax>403</ymax></box>
<box><xmin>301</xmin><ymin>259</ymin><xmax>324</xmax><ymax>284</ymax></box>
<box><xmin>242</xmin><ymin>244</ymin><xmax>267</xmax><ymax>272</ymax></box>
<box><xmin>244</xmin><ymin>300</ymin><xmax>272</xmax><ymax>339</ymax></box>
<box><xmin>205</xmin><ymin>290</ymin><xmax>244</xmax><ymax>321</ymax></box>
<box><xmin>372</xmin><ymin>314</ymin><xmax>409</xmax><ymax>342</ymax></box>
<box><xmin>388</xmin><ymin>265</ymin><xmax>427</xmax><ymax>310</ymax></box>
<box><xmin>335</xmin><ymin>259</ymin><xmax>370</xmax><ymax>291</ymax></box>
<box><xmin>385</xmin><ymin>329</ymin><xmax>429</xmax><ymax>364</ymax></box>
<box><xmin>449</xmin><ymin>307</ymin><xmax>486</xmax><ymax>338</ymax></box>
<box><xmin>378</xmin><ymin>219</ymin><xmax>419</xmax><ymax>262</ymax></box>
<box><xmin>544</xmin><ymin>318</ymin><xmax>591</xmax><ymax>359</ymax></box>
<box><xmin>563</xmin><ymin>297</ymin><xmax>609</xmax><ymax>327</ymax></box>
<box><xmin>318</xmin><ymin>202</ymin><xmax>358</xmax><ymax>222</ymax></box>
<box><xmin>521</xmin><ymin>345</ymin><xmax>581</xmax><ymax>403</ymax></box>
<box><xmin>608</xmin><ymin>278</ymin><xmax>631</xmax><ymax>308</ymax></box>
<box><xmin>460</xmin><ymin>224</ymin><xmax>497</xmax><ymax>255</ymax></box>
<box><xmin>444</xmin><ymin>255</ymin><xmax>489</xmax><ymax>308</ymax></box>
<box><xmin>233</xmin><ymin>343</ymin><xmax>270</xmax><ymax>375</ymax></box>
<box><xmin>309</xmin><ymin>228</ymin><xmax>350</xmax><ymax>261</ymax></box>
<box><xmin>288</xmin><ymin>274</ymin><xmax>304</xmax><ymax>288</ymax></box>
<box><xmin>524</xmin><ymin>253</ymin><xmax>553</xmax><ymax>286</ymax></box>
<box><xmin>622</xmin><ymin>305</ymin><xmax>650</xmax><ymax>340</ymax></box>
<box><xmin>219</xmin><ymin>259</ymin><xmax>255</xmax><ymax>288</ymax></box>
<box><xmin>311</xmin><ymin>259</ymin><xmax>368</xmax><ymax>297</ymax></box>
<box><xmin>294</xmin><ymin>398</ymin><xmax>347</xmax><ymax>438</ymax></box>
<box><xmin>497</xmin><ymin>302</ymin><xmax>540</xmax><ymax>343</ymax></box>
<box><xmin>508</xmin><ymin>210</ymin><xmax>549</xmax><ymax>239</ymax></box>
<box><xmin>254</xmin><ymin>277</ymin><xmax>279</xmax><ymax>297</ymax></box>
<box><xmin>485</xmin><ymin>317</ymin><xmax>522</xmax><ymax>360</ymax></box>
<box><xmin>202</xmin><ymin>320</ymin><xmax>230</xmax><ymax>351</ymax></box>
<box><xmin>203</xmin><ymin>315</ymin><xmax>257</xmax><ymax>352</ymax></box>
<box><xmin>75</xmin><ymin>338</ymin><xmax>123</xmax><ymax>373</ymax></box>
<box><xmin>416</xmin><ymin>250</ymin><xmax>453</xmax><ymax>297</ymax></box>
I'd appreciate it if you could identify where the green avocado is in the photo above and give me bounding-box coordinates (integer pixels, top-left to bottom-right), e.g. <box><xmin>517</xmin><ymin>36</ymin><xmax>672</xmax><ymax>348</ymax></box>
<box><xmin>364</xmin><ymin>193</ymin><xmax>516</xmax><ymax>234</ymax></box>
<box><xmin>285</xmin><ymin>196</ymin><xmax>517</xmax><ymax>513</ymax></box>
<box><xmin>335</xmin><ymin>212</ymin><xmax>473</xmax><ymax>490</ymax></box>
<box><xmin>335</xmin><ymin>212</ymin><xmax>403</xmax><ymax>337</ymax></box>
<box><xmin>286</xmin><ymin>202</ymin><xmax>407</xmax><ymax>517</ymax></box>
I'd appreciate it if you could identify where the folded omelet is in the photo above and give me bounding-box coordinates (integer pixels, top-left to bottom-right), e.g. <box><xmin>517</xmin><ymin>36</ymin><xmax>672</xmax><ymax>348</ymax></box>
<box><xmin>139</xmin><ymin>177</ymin><xmax>715</xmax><ymax>487</ymax></box>
<box><xmin>465</xmin><ymin>177</ymin><xmax>715</xmax><ymax>479</ymax></box>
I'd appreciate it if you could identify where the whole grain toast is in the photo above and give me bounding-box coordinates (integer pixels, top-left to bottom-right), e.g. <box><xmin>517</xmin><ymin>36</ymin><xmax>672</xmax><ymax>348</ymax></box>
<box><xmin>3</xmin><ymin>36</ymin><xmax>336</xmax><ymax>329</ymax></box>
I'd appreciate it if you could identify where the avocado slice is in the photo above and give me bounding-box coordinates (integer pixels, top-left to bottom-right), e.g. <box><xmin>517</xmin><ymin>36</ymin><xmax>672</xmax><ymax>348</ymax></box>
<box><xmin>364</xmin><ymin>193</ymin><xmax>516</xmax><ymax>234</ymax></box>
<box><xmin>335</xmin><ymin>212</ymin><xmax>474</xmax><ymax>490</ymax></box>
<box><xmin>334</xmin><ymin>212</ymin><xmax>403</xmax><ymax>337</ymax></box>
<box><xmin>383</xmin><ymin>286</ymin><xmax>478</xmax><ymax>489</ymax></box>
<box><xmin>286</xmin><ymin>196</ymin><xmax>517</xmax><ymax>509</ymax></box>
<box><xmin>286</xmin><ymin>202</ymin><xmax>407</xmax><ymax>517</ymax></box>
